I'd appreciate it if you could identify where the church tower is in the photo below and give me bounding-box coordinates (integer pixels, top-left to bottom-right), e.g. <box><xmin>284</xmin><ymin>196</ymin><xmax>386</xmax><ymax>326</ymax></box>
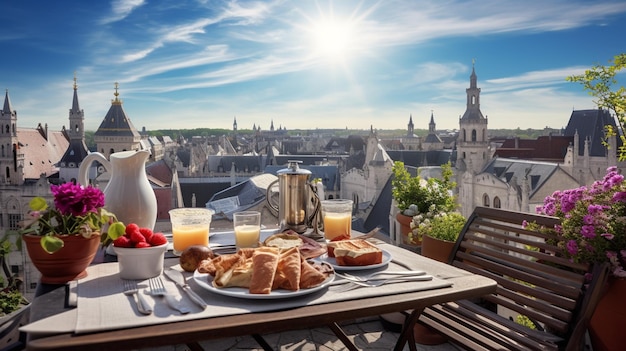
<box><xmin>233</xmin><ymin>116</ymin><xmax>237</xmax><ymax>132</ymax></box>
<box><xmin>456</xmin><ymin>61</ymin><xmax>489</xmax><ymax>175</ymax></box>
<box><xmin>0</xmin><ymin>90</ymin><xmax>24</xmax><ymax>184</ymax></box>
<box><xmin>407</xmin><ymin>114</ymin><xmax>414</xmax><ymax>137</ymax></box>
<box><xmin>94</xmin><ymin>82</ymin><xmax>142</xmax><ymax>159</ymax></box>
<box><xmin>59</xmin><ymin>75</ymin><xmax>90</xmax><ymax>183</ymax></box>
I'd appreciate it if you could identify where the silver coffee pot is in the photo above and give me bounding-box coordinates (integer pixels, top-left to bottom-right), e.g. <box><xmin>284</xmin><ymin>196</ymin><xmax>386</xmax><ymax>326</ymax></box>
<box><xmin>266</xmin><ymin>160</ymin><xmax>321</xmax><ymax>233</ymax></box>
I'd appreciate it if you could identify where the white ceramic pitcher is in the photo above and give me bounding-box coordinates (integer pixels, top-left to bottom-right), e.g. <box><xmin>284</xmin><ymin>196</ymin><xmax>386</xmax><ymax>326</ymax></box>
<box><xmin>78</xmin><ymin>150</ymin><xmax>157</xmax><ymax>230</ymax></box>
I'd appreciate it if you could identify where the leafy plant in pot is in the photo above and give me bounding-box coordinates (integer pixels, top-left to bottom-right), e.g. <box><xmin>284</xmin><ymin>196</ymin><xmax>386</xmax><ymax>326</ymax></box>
<box><xmin>0</xmin><ymin>231</ymin><xmax>29</xmax><ymax>317</ymax></box>
<box><xmin>20</xmin><ymin>182</ymin><xmax>123</xmax><ymax>284</ymax></box>
<box><xmin>391</xmin><ymin>161</ymin><xmax>457</xmax><ymax>245</ymax></box>
<box><xmin>413</xmin><ymin>211</ymin><xmax>465</xmax><ymax>263</ymax></box>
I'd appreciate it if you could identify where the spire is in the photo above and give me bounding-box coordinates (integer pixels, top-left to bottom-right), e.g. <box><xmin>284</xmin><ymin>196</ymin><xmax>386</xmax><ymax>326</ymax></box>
<box><xmin>71</xmin><ymin>72</ymin><xmax>81</xmax><ymax>113</ymax></box>
<box><xmin>407</xmin><ymin>114</ymin><xmax>414</xmax><ymax>136</ymax></box>
<box><xmin>111</xmin><ymin>82</ymin><xmax>122</xmax><ymax>105</ymax></box>
<box><xmin>460</xmin><ymin>60</ymin><xmax>485</xmax><ymax>121</ymax></box>
<box><xmin>2</xmin><ymin>89</ymin><xmax>14</xmax><ymax>116</ymax></box>
<box><xmin>429</xmin><ymin>110</ymin><xmax>436</xmax><ymax>133</ymax></box>
<box><xmin>470</xmin><ymin>58</ymin><xmax>477</xmax><ymax>88</ymax></box>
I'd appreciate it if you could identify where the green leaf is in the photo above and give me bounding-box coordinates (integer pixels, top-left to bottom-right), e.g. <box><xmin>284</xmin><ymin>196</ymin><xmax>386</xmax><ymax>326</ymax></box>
<box><xmin>107</xmin><ymin>222</ymin><xmax>126</xmax><ymax>241</ymax></box>
<box><xmin>29</xmin><ymin>197</ymin><xmax>48</xmax><ymax>211</ymax></box>
<box><xmin>40</xmin><ymin>236</ymin><xmax>64</xmax><ymax>254</ymax></box>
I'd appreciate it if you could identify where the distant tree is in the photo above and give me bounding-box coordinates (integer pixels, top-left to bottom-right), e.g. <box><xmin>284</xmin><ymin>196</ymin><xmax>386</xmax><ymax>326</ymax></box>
<box><xmin>567</xmin><ymin>53</ymin><xmax>626</xmax><ymax>160</ymax></box>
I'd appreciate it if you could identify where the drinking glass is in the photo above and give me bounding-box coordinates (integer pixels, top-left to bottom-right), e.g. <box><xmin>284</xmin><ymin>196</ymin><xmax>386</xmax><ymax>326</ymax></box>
<box><xmin>321</xmin><ymin>199</ymin><xmax>353</xmax><ymax>241</ymax></box>
<box><xmin>169</xmin><ymin>208</ymin><xmax>214</xmax><ymax>256</ymax></box>
<box><xmin>233</xmin><ymin>211</ymin><xmax>261</xmax><ymax>249</ymax></box>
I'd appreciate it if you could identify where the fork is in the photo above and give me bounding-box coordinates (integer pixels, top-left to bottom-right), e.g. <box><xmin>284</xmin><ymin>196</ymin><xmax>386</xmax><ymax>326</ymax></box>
<box><xmin>123</xmin><ymin>279</ymin><xmax>152</xmax><ymax>315</ymax></box>
<box><xmin>333</xmin><ymin>275</ymin><xmax>434</xmax><ymax>293</ymax></box>
<box><xmin>146</xmin><ymin>277</ymin><xmax>190</xmax><ymax>314</ymax></box>
<box><xmin>335</xmin><ymin>270</ymin><xmax>426</xmax><ymax>282</ymax></box>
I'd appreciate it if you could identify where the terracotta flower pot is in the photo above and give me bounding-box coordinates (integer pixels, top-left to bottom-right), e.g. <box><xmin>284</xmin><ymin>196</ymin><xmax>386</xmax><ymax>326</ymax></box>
<box><xmin>589</xmin><ymin>277</ymin><xmax>626</xmax><ymax>350</ymax></box>
<box><xmin>23</xmin><ymin>234</ymin><xmax>100</xmax><ymax>284</ymax></box>
<box><xmin>414</xmin><ymin>234</ymin><xmax>456</xmax><ymax>345</ymax></box>
<box><xmin>421</xmin><ymin>234</ymin><xmax>456</xmax><ymax>263</ymax></box>
<box><xmin>396</xmin><ymin>213</ymin><xmax>420</xmax><ymax>245</ymax></box>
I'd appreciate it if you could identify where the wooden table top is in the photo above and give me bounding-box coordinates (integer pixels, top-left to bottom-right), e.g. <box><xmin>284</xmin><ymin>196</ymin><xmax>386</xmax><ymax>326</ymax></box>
<box><xmin>25</xmin><ymin>237</ymin><xmax>496</xmax><ymax>351</ymax></box>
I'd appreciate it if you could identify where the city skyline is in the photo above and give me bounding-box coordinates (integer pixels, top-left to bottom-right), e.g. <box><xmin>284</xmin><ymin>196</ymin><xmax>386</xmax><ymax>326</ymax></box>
<box><xmin>1</xmin><ymin>0</ymin><xmax>625</xmax><ymax>132</ymax></box>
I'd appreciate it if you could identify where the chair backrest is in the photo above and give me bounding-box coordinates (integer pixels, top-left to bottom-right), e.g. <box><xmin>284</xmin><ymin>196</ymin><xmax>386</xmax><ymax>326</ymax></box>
<box><xmin>450</xmin><ymin>206</ymin><xmax>609</xmax><ymax>347</ymax></box>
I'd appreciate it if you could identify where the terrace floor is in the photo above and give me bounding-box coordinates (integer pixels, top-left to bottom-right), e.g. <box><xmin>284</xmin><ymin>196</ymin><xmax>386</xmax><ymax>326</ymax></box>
<box><xmin>139</xmin><ymin>316</ymin><xmax>459</xmax><ymax>351</ymax></box>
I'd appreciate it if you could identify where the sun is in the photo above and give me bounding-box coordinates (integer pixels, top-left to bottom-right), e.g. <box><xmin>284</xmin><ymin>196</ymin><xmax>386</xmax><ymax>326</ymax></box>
<box><xmin>311</xmin><ymin>18</ymin><xmax>354</xmax><ymax>62</ymax></box>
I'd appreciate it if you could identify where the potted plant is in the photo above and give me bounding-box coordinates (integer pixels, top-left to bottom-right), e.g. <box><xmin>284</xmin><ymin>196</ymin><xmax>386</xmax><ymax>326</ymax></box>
<box><xmin>391</xmin><ymin>161</ymin><xmax>457</xmax><ymax>245</ymax></box>
<box><xmin>414</xmin><ymin>211</ymin><xmax>465</xmax><ymax>263</ymax></box>
<box><xmin>20</xmin><ymin>182</ymin><xmax>124</xmax><ymax>284</ymax></box>
<box><xmin>529</xmin><ymin>166</ymin><xmax>626</xmax><ymax>351</ymax></box>
<box><xmin>0</xmin><ymin>231</ymin><xmax>30</xmax><ymax>345</ymax></box>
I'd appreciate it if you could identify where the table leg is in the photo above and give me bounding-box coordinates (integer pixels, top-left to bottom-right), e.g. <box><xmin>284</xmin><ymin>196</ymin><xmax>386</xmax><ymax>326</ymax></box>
<box><xmin>393</xmin><ymin>308</ymin><xmax>424</xmax><ymax>351</ymax></box>
<box><xmin>328</xmin><ymin>322</ymin><xmax>359</xmax><ymax>351</ymax></box>
<box><xmin>186</xmin><ymin>342</ymin><xmax>204</xmax><ymax>351</ymax></box>
<box><xmin>252</xmin><ymin>333</ymin><xmax>274</xmax><ymax>351</ymax></box>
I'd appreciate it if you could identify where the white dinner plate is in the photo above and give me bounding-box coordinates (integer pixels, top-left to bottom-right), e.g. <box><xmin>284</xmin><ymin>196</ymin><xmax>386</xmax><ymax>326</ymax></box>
<box><xmin>193</xmin><ymin>263</ymin><xmax>335</xmax><ymax>300</ymax></box>
<box><xmin>318</xmin><ymin>249</ymin><xmax>392</xmax><ymax>271</ymax></box>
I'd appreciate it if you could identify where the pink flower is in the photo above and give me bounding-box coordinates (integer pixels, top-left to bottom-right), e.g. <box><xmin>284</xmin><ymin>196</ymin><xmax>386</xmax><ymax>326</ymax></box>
<box><xmin>566</xmin><ymin>240</ymin><xmax>578</xmax><ymax>255</ymax></box>
<box><xmin>581</xmin><ymin>225</ymin><xmax>596</xmax><ymax>239</ymax></box>
<box><xmin>601</xmin><ymin>233</ymin><xmax>615</xmax><ymax>240</ymax></box>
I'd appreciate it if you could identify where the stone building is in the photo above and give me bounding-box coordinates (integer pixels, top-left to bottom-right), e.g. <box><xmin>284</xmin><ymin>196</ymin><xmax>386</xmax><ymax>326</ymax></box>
<box><xmin>455</xmin><ymin>64</ymin><xmax>625</xmax><ymax>218</ymax></box>
<box><xmin>0</xmin><ymin>87</ymin><xmax>71</xmax><ymax>299</ymax></box>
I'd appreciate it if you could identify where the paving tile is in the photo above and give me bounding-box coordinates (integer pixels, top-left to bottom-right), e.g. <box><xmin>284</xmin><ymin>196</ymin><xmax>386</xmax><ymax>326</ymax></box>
<box><xmin>139</xmin><ymin>318</ymin><xmax>457</xmax><ymax>351</ymax></box>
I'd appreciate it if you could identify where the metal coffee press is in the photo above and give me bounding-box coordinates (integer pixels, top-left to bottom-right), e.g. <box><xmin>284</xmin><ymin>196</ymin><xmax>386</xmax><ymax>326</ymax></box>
<box><xmin>266</xmin><ymin>160</ymin><xmax>321</xmax><ymax>233</ymax></box>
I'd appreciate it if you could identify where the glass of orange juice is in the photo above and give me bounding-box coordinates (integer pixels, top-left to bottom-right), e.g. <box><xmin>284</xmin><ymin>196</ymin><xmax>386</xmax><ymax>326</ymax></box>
<box><xmin>233</xmin><ymin>211</ymin><xmax>261</xmax><ymax>249</ymax></box>
<box><xmin>321</xmin><ymin>199</ymin><xmax>353</xmax><ymax>241</ymax></box>
<box><xmin>168</xmin><ymin>208</ymin><xmax>214</xmax><ymax>255</ymax></box>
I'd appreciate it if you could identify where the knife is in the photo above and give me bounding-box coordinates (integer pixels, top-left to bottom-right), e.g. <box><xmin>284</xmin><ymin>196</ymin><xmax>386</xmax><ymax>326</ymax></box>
<box><xmin>164</xmin><ymin>269</ymin><xmax>208</xmax><ymax>309</ymax></box>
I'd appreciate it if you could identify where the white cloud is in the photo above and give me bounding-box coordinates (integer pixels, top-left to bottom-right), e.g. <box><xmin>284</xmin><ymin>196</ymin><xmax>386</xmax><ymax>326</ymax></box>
<box><xmin>101</xmin><ymin>0</ymin><xmax>146</xmax><ymax>24</ymax></box>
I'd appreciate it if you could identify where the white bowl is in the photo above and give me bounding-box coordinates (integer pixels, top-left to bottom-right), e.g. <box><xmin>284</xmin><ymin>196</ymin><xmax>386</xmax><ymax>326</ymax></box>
<box><xmin>113</xmin><ymin>243</ymin><xmax>167</xmax><ymax>280</ymax></box>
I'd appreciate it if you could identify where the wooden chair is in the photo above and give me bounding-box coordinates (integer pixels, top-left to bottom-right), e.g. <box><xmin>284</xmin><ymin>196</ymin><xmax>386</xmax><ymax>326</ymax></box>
<box><xmin>418</xmin><ymin>207</ymin><xmax>610</xmax><ymax>351</ymax></box>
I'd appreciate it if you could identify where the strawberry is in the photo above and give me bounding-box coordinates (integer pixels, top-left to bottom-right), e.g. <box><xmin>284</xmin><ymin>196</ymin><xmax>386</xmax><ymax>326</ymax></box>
<box><xmin>139</xmin><ymin>227</ymin><xmax>154</xmax><ymax>242</ymax></box>
<box><xmin>135</xmin><ymin>241</ymin><xmax>151</xmax><ymax>248</ymax></box>
<box><xmin>129</xmin><ymin>229</ymin><xmax>146</xmax><ymax>244</ymax></box>
<box><xmin>125</xmin><ymin>223</ymin><xmax>140</xmax><ymax>236</ymax></box>
<box><xmin>149</xmin><ymin>233</ymin><xmax>168</xmax><ymax>246</ymax></box>
<box><xmin>113</xmin><ymin>236</ymin><xmax>132</xmax><ymax>248</ymax></box>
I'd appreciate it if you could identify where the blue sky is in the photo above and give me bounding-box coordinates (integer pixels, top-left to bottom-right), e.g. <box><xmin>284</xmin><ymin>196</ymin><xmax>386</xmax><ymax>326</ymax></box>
<box><xmin>1</xmin><ymin>0</ymin><xmax>625</xmax><ymax>132</ymax></box>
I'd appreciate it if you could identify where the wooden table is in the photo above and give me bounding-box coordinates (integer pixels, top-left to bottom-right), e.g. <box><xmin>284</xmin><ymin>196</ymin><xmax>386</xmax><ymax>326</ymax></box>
<box><xmin>24</xmin><ymin>238</ymin><xmax>496</xmax><ymax>351</ymax></box>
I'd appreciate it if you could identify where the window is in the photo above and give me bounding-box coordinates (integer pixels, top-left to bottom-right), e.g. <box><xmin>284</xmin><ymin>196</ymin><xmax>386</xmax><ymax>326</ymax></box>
<box><xmin>493</xmin><ymin>197</ymin><xmax>501</xmax><ymax>208</ymax></box>
<box><xmin>483</xmin><ymin>194</ymin><xmax>490</xmax><ymax>207</ymax></box>
<box><xmin>8</xmin><ymin>214</ymin><xmax>21</xmax><ymax>230</ymax></box>
<box><xmin>472</xmin><ymin>130</ymin><xmax>477</xmax><ymax>142</ymax></box>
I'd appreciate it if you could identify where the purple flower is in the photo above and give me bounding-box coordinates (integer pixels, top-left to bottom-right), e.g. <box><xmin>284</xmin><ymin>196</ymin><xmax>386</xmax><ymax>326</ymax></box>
<box><xmin>51</xmin><ymin>183</ymin><xmax>85</xmax><ymax>216</ymax></box>
<box><xmin>50</xmin><ymin>183</ymin><xmax>105</xmax><ymax>216</ymax></box>
<box><xmin>587</xmin><ymin>204</ymin><xmax>605</xmax><ymax>214</ymax></box>
<box><xmin>581</xmin><ymin>225</ymin><xmax>596</xmax><ymax>239</ymax></box>
<box><xmin>601</xmin><ymin>233</ymin><xmax>615</xmax><ymax>240</ymax></box>
<box><xmin>82</xmin><ymin>186</ymin><xmax>106</xmax><ymax>213</ymax></box>
<box><xmin>612</xmin><ymin>191</ymin><xmax>626</xmax><ymax>202</ymax></box>
<box><xmin>583</xmin><ymin>214</ymin><xmax>595</xmax><ymax>225</ymax></box>
<box><xmin>566</xmin><ymin>240</ymin><xmax>578</xmax><ymax>255</ymax></box>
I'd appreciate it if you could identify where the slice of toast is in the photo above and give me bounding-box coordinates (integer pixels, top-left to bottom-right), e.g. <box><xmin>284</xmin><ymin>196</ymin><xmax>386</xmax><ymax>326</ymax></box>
<box><xmin>327</xmin><ymin>239</ymin><xmax>383</xmax><ymax>266</ymax></box>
